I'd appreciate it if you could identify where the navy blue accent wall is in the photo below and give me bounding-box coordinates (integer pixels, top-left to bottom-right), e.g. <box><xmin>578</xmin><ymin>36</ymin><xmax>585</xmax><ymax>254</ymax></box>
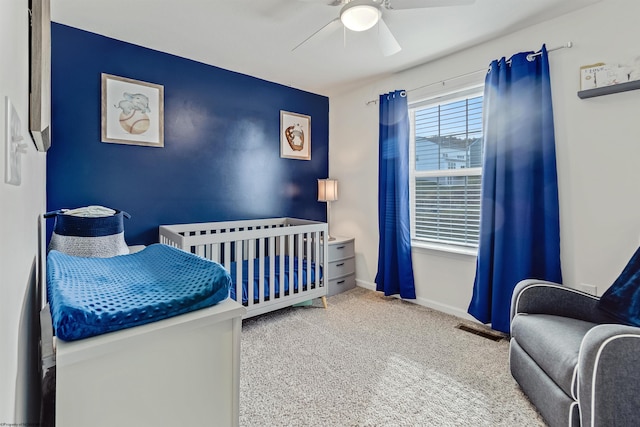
<box><xmin>48</xmin><ymin>23</ymin><xmax>329</xmax><ymax>245</ymax></box>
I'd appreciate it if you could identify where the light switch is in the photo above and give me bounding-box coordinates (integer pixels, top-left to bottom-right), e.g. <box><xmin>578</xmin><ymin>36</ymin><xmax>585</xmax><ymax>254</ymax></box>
<box><xmin>5</xmin><ymin>96</ymin><xmax>28</xmax><ymax>186</ymax></box>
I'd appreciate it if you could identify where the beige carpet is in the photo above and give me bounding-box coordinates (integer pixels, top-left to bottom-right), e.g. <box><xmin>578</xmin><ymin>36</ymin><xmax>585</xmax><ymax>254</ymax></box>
<box><xmin>240</xmin><ymin>287</ymin><xmax>545</xmax><ymax>427</ymax></box>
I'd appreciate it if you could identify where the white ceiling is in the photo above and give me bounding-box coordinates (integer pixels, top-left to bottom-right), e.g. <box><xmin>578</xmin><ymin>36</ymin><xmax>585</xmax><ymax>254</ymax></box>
<box><xmin>51</xmin><ymin>0</ymin><xmax>601</xmax><ymax>96</ymax></box>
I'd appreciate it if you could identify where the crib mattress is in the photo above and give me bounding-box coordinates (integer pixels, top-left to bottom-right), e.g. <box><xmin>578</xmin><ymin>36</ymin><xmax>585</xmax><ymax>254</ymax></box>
<box><xmin>229</xmin><ymin>256</ymin><xmax>321</xmax><ymax>304</ymax></box>
<box><xmin>47</xmin><ymin>243</ymin><xmax>231</xmax><ymax>341</ymax></box>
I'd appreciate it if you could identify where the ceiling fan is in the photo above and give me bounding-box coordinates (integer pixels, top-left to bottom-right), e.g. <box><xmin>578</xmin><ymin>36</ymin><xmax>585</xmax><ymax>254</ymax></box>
<box><xmin>292</xmin><ymin>0</ymin><xmax>476</xmax><ymax>56</ymax></box>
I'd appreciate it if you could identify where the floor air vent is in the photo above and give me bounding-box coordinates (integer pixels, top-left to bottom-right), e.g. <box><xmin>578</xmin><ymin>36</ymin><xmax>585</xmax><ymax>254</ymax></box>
<box><xmin>455</xmin><ymin>323</ymin><xmax>505</xmax><ymax>342</ymax></box>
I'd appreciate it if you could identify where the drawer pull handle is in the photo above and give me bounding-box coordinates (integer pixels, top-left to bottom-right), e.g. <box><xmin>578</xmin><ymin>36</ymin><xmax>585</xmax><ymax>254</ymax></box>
<box><xmin>336</xmin><ymin>246</ymin><xmax>345</xmax><ymax>249</ymax></box>
<box><xmin>336</xmin><ymin>263</ymin><xmax>344</xmax><ymax>267</ymax></box>
<box><xmin>337</xmin><ymin>280</ymin><xmax>345</xmax><ymax>284</ymax></box>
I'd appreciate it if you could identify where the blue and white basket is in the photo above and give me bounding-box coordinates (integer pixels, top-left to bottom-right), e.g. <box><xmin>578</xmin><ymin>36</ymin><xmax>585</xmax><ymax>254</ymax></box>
<box><xmin>45</xmin><ymin>206</ymin><xmax>131</xmax><ymax>258</ymax></box>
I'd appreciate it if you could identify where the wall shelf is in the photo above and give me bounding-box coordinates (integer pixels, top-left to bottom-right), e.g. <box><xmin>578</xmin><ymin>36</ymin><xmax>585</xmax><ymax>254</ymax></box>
<box><xmin>578</xmin><ymin>79</ymin><xmax>640</xmax><ymax>99</ymax></box>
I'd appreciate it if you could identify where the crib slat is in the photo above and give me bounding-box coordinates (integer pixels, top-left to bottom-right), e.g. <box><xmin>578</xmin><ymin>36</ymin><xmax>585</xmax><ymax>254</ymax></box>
<box><xmin>248</xmin><ymin>239</ymin><xmax>255</xmax><ymax>308</ymax></box>
<box><xmin>297</xmin><ymin>233</ymin><xmax>303</xmax><ymax>295</ymax></box>
<box><xmin>223</xmin><ymin>241</ymin><xmax>231</xmax><ymax>271</ymax></box>
<box><xmin>288</xmin><ymin>234</ymin><xmax>294</xmax><ymax>296</ymax></box>
<box><xmin>235</xmin><ymin>241</ymin><xmax>243</xmax><ymax>306</ymax></box>
<box><xmin>258</xmin><ymin>237</ymin><xmax>265</xmax><ymax>305</ymax></box>
<box><xmin>279</xmin><ymin>235</ymin><xmax>285</xmax><ymax>299</ymax></box>
<box><xmin>212</xmin><ymin>243</ymin><xmax>220</xmax><ymax>263</ymax></box>
<box><xmin>314</xmin><ymin>231</ymin><xmax>320</xmax><ymax>288</ymax></box>
<box><xmin>196</xmin><ymin>244</ymin><xmax>205</xmax><ymax>258</ymax></box>
<box><xmin>268</xmin><ymin>236</ymin><xmax>275</xmax><ymax>301</ymax></box>
<box><xmin>305</xmin><ymin>232</ymin><xmax>311</xmax><ymax>291</ymax></box>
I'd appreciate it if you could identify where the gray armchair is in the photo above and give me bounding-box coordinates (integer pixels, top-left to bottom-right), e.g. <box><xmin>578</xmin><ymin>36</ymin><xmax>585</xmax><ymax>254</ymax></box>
<box><xmin>509</xmin><ymin>279</ymin><xmax>640</xmax><ymax>427</ymax></box>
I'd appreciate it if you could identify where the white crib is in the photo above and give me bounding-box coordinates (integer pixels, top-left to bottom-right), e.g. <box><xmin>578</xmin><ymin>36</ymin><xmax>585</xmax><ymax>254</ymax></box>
<box><xmin>159</xmin><ymin>218</ymin><xmax>328</xmax><ymax>317</ymax></box>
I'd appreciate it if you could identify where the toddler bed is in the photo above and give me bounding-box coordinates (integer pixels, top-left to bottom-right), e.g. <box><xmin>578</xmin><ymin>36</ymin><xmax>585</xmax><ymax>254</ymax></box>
<box><xmin>159</xmin><ymin>217</ymin><xmax>328</xmax><ymax>318</ymax></box>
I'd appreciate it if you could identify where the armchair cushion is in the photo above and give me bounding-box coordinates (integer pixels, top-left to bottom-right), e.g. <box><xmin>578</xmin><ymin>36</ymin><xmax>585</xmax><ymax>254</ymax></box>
<box><xmin>598</xmin><ymin>246</ymin><xmax>640</xmax><ymax>327</ymax></box>
<box><xmin>511</xmin><ymin>313</ymin><xmax>597</xmax><ymax>397</ymax></box>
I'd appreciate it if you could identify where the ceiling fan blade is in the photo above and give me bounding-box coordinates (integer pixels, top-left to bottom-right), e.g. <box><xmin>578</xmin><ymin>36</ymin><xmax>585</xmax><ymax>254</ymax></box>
<box><xmin>292</xmin><ymin>18</ymin><xmax>342</xmax><ymax>52</ymax></box>
<box><xmin>377</xmin><ymin>17</ymin><xmax>401</xmax><ymax>57</ymax></box>
<box><xmin>296</xmin><ymin>0</ymin><xmax>343</xmax><ymax>5</ymax></box>
<box><xmin>388</xmin><ymin>0</ymin><xmax>475</xmax><ymax>9</ymax></box>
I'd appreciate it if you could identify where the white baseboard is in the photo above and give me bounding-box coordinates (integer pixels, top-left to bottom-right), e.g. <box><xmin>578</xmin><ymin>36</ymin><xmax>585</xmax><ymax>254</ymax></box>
<box><xmin>356</xmin><ymin>279</ymin><xmax>376</xmax><ymax>292</ymax></box>
<box><xmin>414</xmin><ymin>296</ymin><xmax>477</xmax><ymax>322</ymax></box>
<box><xmin>356</xmin><ymin>279</ymin><xmax>478</xmax><ymax>323</ymax></box>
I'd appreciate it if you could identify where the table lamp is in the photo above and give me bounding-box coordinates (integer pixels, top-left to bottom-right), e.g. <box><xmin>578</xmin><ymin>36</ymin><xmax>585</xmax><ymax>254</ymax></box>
<box><xmin>317</xmin><ymin>178</ymin><xmax>338</xmax><ymax>241</ymax></box>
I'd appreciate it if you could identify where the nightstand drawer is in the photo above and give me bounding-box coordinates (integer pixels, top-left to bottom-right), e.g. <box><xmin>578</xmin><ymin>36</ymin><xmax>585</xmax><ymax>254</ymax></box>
<box><xmin>328</xmin><ymin>257</ymin><xmax>355</xmax><ymax>278</ymax></box>
<box><xmin>328</xmin><ymin>240</ymin><xmax>355</xmax><ymax>261</ymax></box>
<box><xmin>327</xmin><ymin>273</ymin><xmax>356</xmax><ymax>296</ymax></box>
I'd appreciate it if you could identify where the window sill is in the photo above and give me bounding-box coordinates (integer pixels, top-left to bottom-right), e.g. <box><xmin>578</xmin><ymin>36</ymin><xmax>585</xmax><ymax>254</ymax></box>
<box><xmin>411</xmin><ymin>240</ymin><xmax>478</xmax><ymax>257</ymax></box>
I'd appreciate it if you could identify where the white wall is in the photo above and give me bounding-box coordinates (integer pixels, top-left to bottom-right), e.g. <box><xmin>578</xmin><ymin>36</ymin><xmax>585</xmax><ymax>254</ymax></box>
<box><xmin>0</xmin><ymin>0</ymin><xmax>47</xmax><ymax>423</ymax></box>
<box><xmin>330</xmin><ymin>0</ymin><xmax>640</xmax><ymax>320</ymax></box>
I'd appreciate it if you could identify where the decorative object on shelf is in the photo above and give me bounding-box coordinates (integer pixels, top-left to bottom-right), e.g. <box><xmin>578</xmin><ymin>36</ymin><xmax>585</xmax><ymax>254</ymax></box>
<box><xmin>318</xmin><ymin>178</ymin><xmax>338</xmax><ymax>240</ymax></box>
<box><xmin>595</xmin><ymin>64</ymin><xmax>632</xmax><ymax>87</ymax></box>
<box><xmin>629</xmin><ymin>56</ymin><xmax>640</xmax><ymax>81</ymax></box>
<box><xmin>101</xmin><ymin>73</ymin><xmax>164</xmax><ymax>147</ymax></box>
<box><xmin>579</xmin><ymin>63</ymin><xmax>605</xmax><ymax>90</ymax></box>
<box><xmin>280</xmin><ymin>110</ymin><xmax>311</xmax><ymax>160</ymax></box>
<box><xmin>29</xmin><ymin>0</ymin><xmax>51</xmax><ymax>152</ymax></box>
<box><xmin>580</xmin><ymin>58</ymin><xmax>640</xmax><ymax>90</ymax></box>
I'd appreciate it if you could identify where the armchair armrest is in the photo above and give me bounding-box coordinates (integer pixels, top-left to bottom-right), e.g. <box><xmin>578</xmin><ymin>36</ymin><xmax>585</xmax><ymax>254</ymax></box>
<box><xmin>510</xmin><ymin>279</ymin><xmax>615</xmax><ymax>324</ymax></box>
<box><xmin>577</xmin><ymin>324</ymin><xmax>640</xmax><ymax>427</ymax></box>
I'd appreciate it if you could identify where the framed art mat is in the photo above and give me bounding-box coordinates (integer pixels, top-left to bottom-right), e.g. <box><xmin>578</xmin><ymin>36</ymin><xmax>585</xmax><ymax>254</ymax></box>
<box><xmin>280</xmin><ymin>110</ymin><xmax>311</xmax><ymax>160</ymax></box>
<box><xmin>101</xmin><ymin>73</ymin><xmax>164</xmax><ymax>147</ymax></box>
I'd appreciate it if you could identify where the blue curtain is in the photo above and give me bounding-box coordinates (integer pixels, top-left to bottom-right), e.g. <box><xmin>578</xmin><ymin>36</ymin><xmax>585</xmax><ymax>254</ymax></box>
<box><xmin>375</xmin><ymin>90</ymin><xmax>416</xmax><ymax>299</ymax></box>
<box><xmin>468</xmin><ymin>45</ymin><xmax>562</xmax><ymax>333</ymax></box>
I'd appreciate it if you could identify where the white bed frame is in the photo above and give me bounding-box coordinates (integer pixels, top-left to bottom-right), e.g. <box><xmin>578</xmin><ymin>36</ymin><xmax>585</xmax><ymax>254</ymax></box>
<box><xmin>159</xmin><ymin>217</ymin><xmax>328</xmax><ymax>317</ymax></box>
<box><xmin>51</xmin><ymin>299</ymin><xmax>245</xmax><ymax>427</ymax></box>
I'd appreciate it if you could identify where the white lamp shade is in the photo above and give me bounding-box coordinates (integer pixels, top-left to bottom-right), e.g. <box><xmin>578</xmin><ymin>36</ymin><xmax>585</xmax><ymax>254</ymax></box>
<box><xmin>340</xmin><ymin>4</ymin><xmax>380</xmax><ymax>32</ymax></box>
<box><xmin>318</xmin><ymin>179</ymin><xmax>338</xmax><ymax>202</ymax></box>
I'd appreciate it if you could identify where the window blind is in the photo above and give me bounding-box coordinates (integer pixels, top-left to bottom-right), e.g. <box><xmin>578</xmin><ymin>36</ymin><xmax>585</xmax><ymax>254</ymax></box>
<box><xmin>411</xmin><ymin>94</ymin><xmax>483</xmax><ymax>247</ymax></box>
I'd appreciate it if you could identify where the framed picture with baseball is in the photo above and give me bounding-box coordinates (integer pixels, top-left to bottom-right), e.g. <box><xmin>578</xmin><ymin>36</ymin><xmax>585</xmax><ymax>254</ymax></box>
<box><xmin>280</xmin><ymin>110</ymin><xmax>311</xmax><ymax>160</ymax></box>
<box><xmin>101</xmin><ymin>73</ymin><xmax>164</xmax><ymax>147</ymax></box>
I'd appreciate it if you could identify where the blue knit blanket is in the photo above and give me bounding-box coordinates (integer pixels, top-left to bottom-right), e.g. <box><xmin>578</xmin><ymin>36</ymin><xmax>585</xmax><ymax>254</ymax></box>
<box><xmin>47</xmin><ymin>244</ymin><xmax>231</xmax><ymax>341</ymax></box>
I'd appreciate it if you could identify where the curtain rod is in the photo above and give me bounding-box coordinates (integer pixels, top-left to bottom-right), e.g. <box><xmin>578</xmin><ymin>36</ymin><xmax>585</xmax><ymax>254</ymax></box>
<box><xmin>365</xmin><ymin>41</ymin><xmax>573</xmax><ymax>105</ymax></box>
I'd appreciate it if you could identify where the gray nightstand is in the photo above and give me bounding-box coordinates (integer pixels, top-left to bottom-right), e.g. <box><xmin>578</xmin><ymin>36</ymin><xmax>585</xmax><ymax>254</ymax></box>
<box><xmin>326</xmin><ymin>236</ymin><xmax>356</xmax><ymax>296</ymax></box>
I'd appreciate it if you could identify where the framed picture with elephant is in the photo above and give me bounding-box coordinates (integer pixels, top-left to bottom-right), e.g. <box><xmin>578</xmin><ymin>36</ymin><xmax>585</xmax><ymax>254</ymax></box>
<box><xmin>101</xmin><ymin>73</ymin><xmax>164</xmax><ymax>147</ymax></box>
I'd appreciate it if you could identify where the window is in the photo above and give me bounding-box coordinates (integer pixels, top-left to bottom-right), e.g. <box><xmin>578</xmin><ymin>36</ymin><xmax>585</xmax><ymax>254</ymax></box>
<box><xmin>409</xmin><ymin>88</ymin><xmax>484</xmax><ymax>249</ymax></box>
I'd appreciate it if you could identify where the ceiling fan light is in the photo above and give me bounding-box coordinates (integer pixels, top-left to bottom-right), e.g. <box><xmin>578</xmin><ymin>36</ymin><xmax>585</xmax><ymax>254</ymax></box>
<box><xmin>341</xmin><ymin>5</ymin><xmax>380</xmax><ymax>32</ymax></box>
